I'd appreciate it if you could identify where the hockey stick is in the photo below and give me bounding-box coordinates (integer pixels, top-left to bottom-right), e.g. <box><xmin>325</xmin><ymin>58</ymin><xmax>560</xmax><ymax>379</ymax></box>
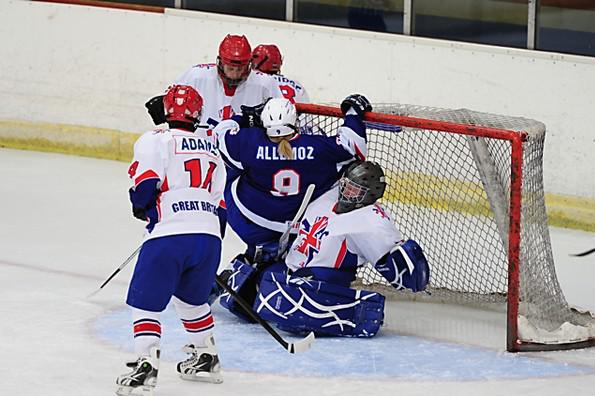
<box><xmin>87</xmin><ymin>245</ymin><xmax>142</xmax><ymax>298</ymax></box>
<box><xmin>570</xmin><ymin>247</ymin><xmax>595</xmax><ymax>257</ymax></box>
<box><xmin>215</xmin><ymin>275</ymin><xmax>315</xmax><ymax>353</ymax></box>
<box><xmin>277</xmin><ymin>184</ymin><xmax>316</xmax><ymax>258</ymax></box>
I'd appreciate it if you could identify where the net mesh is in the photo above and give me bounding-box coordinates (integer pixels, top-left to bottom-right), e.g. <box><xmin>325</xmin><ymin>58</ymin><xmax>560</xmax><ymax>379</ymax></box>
<box><xmin>299</xmin><ymin>104</ymin><xmax>593</xmax><ymax>345</ymax></box>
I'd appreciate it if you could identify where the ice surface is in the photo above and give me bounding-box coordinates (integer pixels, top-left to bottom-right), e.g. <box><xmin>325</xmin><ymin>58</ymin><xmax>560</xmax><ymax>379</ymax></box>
<box><xmin>1</xmin><ymin>148</ymin><xmax>594</xmax><ymax>396</ymax></box>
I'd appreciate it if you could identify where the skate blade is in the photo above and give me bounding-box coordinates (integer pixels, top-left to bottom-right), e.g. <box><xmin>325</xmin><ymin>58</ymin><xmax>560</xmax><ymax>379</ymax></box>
<box><xmin>179</xmin><ymin>371</ymin><xmax>223</xmax><ymax>384</ymax></box>
<box><xmin>116</xmin><ymin>385</ymin><xmax>155</xmax><ymax>396</ymax></box>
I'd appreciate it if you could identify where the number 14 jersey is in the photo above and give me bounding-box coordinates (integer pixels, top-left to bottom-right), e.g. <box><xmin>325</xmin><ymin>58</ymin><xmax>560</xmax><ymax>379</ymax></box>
<box><xmin>129</xmin><ymin>127</ymin><xmax>226</xmax><ymax>240</ymax></box>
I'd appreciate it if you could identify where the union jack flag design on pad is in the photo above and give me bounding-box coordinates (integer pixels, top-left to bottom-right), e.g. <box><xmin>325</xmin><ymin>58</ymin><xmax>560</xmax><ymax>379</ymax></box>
<box><xmin>296</xmin><ymin>216</ymin><xmax>330</xmax><ymax>265</ymax></box>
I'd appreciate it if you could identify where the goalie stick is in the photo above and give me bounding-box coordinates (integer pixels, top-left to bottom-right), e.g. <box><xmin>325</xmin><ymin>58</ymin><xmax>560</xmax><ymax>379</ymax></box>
<box><xmin>215</xmin><ymin>275</ymin><xmax>315</xmax><ymax>353</ymax></box>
<box><xmin>277</xmin><ymin>184</ymin><xmax>316</xmax><ymax>258</ymax></box>
<box><xmin>87</xmin><ymin>245</ymin><xmax>141</xmax><ymax>298</ymax></box>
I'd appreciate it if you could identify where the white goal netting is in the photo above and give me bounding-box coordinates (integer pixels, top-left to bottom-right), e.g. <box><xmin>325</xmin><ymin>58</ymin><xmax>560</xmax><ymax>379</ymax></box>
<box><xmin>299</xmin><ymin>103</ymin><xmax>594</xmax><ymax>351</ymax></box>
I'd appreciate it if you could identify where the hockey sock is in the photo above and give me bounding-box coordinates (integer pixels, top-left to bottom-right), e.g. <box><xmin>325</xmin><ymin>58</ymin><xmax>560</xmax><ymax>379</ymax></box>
<box><xmin>131</xmin><ymin>307</ymin><xmax>162</xmax><ymax>356</ymax></box>
<box><xmin>173</xmin><ymin>297</ymin><xmax>215</xmax><ymax>347</ymax></box>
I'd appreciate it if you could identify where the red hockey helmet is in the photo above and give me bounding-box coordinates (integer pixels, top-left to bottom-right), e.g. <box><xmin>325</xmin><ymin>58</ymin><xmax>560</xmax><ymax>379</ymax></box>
<box><xmin>217</xmin><ymin>34</ymin><xmax>252</xmax><ymax>86</ymax></box>
<box><xmin>163</xmin><ymin>85</ymin><xmax>203</xmax><ymax>124</ymax></box>
<box><xmin>252</xmin><ymin>44</ymin><xmax>283</xmax><ymax>74</ymax></box>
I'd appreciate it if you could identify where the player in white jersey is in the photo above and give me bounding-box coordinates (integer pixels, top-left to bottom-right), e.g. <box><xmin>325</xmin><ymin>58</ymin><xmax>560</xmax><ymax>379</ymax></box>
<box><xmin>251</xmin><ymin>44</ymin><xmax>310</xmax><ymax>104</ymax></box>
<box><xmin>221</xmin><ymin>161</ymin><xmax>430</xmax><ymax>337</ymax></box>
<box><xmin>117</xmin><ymin>85</ymin><xmax>226</xmax><ymax>396</ymax></box>
<box><xmin>145</xmin><ymin>35</ymin><xmax>284</xmax><ymax>129</ymax></box>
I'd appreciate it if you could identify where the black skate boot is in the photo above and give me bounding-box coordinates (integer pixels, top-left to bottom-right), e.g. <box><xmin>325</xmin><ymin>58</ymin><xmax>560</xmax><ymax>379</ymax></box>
<box><xmin>176</xmin><ymin>335</ymin><xmax>223</xmax><ymax>384</ymax></box>
<box><xmin>116</xmin><ymin>347</ymin><xmax>160</xmax><ymax>396</ymax></box>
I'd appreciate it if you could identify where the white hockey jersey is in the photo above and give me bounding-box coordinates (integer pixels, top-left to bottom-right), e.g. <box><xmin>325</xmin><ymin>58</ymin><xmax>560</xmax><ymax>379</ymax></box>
<box><xmin>129</xmin><ymin>127</ymin><xmax>226</xmax><ymax>241</ymax></box>
<box><xmin>285</xmin><ymin>188</ymin><xmax>403</xmax><ymax>271</ymax></box>
<box><xmin>174</xmin><ymin>64</ymin><xmax>284</xmax><ymax>127</ymax></box>
<box><xmin>271</xmin><ymin>73</ymin><xmax>310</xmax><ymax>104</ymax></box>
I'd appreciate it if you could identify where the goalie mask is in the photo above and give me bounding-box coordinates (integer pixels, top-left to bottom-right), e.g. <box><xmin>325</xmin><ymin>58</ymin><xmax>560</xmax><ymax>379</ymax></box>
<box><xmin>261</xmin><ymin>98</ymin><xmax>298</xmax><ymax>138</ymax></box>
<box><xmin>336</xmin><ymin>161</ymin><xmax>386</xmax><ymax>214</ymax></box>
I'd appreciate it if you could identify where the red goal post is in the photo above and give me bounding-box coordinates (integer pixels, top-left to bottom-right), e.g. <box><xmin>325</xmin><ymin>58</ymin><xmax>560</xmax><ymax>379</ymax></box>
<box><xmin>296</xmin><ymin>102</ymin><xmax>594</xmax><ymax>352</ymax></box>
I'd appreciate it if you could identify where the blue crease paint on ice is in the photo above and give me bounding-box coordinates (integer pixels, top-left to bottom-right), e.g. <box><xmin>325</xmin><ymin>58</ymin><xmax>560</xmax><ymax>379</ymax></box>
<box><xmin>92</xmin><ymin>303</ymin><xmax>592</xmax><ymax>381</ymax></box>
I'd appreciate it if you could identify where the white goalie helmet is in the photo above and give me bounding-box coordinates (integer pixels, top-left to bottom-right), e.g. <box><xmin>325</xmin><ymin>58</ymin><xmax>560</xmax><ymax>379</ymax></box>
<box><xmin>260</xmin><ymin>98</ymin><xmax>298</xmax><ymax>138</ymax></box>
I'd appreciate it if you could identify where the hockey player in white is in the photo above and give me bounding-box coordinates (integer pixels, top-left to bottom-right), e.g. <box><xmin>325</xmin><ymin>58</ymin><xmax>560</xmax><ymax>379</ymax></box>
<box><xmin>145</xmin><ymin>35</ymin><xmax>284</xmax><ymax>129</ymax></box>
<box><xmin>251</xmin><ymin>44</ymin><xmax>310</xmax><ymax>104</ymax></box>
<box><xmin>116</xmin><ymin>85</ymin><xmax>227</xmax><ymax>396</ymax></box>
<box><xmin>222</xmin><ymin>161</ymin><xmax>430</xmax><ymax>337</ymax></box>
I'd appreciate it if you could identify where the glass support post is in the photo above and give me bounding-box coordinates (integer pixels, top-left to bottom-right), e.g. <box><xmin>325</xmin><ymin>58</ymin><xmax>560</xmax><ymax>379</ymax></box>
<box><xmin>527</xmin><ymin>0</ymin><xmax>540</xmax><ymax>49</ymax></box>
<box><xmin>286</xmin><ymin>0</ymin><xmax>294</xmax><ymax>21</ymax></box>
<box><xmin>403</xmin><ymin>0</ymin><xmax>413</xmax><ymax>35</ymax></box>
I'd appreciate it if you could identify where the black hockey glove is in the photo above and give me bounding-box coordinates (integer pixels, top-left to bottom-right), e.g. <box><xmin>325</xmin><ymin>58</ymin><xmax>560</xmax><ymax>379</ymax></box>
<box><xmin>239</xmin><ymin>98</ymin><xmax>271</xmax><ymax>128</ymax></box>
<box><xmin>132</xmin><ymin>206</ymin><xmax>147</xmax><ymax>221</ymax></box>
<box><xmin>145</xmin><ymin>95</ymin><xmax>166</xmax><ymax>125</ymax></box>
<box><xmin>340</xmin><ymin>94</ymin><xmax>372</xmax><ymax>118</ymax></box>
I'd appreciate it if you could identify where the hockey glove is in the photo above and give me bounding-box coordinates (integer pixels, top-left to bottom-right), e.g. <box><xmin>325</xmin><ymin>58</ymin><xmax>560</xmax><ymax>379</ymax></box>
<box><xmin>374</xmin><ymin>239</ymin><xmax>430</xmax><ymax>292</ymax></box>
<box><xmin>129</xmin><ymin>182</ymin><xmax>159</xmax><ymax>222</ymax></box>
<box><xmin>340</xmin><ymin>94</ymin><xmax>372</xmax><ymax>118</ymax></box>
<box><xmin>132</xmin><ymin>206</ymin><xmax>148</xmax><ymax>221</ymax></box>
<box><xmin>145</xmin><ymin>95</ymin><xmax>166</xmax><ymax>125</ymax></box>
<box><xmin>239</xmin><ymin>98</ymin><xmax>271</xmax><ymax>128</ymax></box>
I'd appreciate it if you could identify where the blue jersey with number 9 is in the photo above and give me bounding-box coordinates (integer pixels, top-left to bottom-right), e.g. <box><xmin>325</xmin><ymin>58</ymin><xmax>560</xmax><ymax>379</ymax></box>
<box><xmin>214</xmin><ymin>115</ymin><xmax>367</xmax><ymax>237</ymax></box>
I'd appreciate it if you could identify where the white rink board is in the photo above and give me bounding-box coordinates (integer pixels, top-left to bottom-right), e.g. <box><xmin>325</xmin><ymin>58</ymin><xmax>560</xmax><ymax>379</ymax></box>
<box><xmin>0</xmin><ymin>1</ymin><xmax>595</xmax><ymax>198</ymax></box>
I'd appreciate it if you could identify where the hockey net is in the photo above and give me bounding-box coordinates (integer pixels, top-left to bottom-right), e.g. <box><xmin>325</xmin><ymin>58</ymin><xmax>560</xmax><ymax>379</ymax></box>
<box><xmin>296</xmin><ymin>103</ymin><xmax>594</xmax><ymax>352</ymax></box>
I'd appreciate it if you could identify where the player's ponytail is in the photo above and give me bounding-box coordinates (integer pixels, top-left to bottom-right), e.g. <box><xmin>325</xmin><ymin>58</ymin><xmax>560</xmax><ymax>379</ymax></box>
<box><xmin>278</xmin><ymin>138</ymin><xmax>294</xmax><ymax>160</ymax></box>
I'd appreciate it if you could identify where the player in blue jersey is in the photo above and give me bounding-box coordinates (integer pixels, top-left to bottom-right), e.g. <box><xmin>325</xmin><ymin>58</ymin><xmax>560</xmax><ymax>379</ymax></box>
<box><xmin>213</xmin><ymin>94</ymin><xmax>372</xmax><ymax>266</ymax></box>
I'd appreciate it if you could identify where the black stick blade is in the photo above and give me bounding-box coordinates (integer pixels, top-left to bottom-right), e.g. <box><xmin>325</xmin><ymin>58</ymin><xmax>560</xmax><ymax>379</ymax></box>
<box><xmin>570</xmin><ymin>247</ymin><xmax>595</xmax><ymax>257</ymax></box>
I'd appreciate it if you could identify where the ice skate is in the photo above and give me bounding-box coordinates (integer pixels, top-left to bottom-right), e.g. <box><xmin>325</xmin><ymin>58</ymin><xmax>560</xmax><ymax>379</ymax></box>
<box><xmin>177</xmin><ymin>336</ymin><xmax>223</xmax><ymax>384</ymax></box>
<box><xmin>116</xmin><ymin>347</ymin><xmax>160</xmax><ymax>396</ymax></box>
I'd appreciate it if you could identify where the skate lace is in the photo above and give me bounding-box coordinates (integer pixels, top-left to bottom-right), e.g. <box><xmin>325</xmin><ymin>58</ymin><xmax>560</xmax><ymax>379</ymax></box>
<box><xmin>179</xmin><ymin>346</ymin><xmax>218</xmax><ymax>371</ymax></box>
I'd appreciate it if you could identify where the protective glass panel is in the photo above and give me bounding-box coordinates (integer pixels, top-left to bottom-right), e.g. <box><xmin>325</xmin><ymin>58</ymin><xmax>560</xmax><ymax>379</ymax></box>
<box><xmin>412</xmin><ymin>0</ymin><xmax>528</xmax><ymax>48</ymax></box>
<box><xmin>183</xmin><ymin>0</ymin><xmax>285</xmax><ymax>20</ymax></box>
<box><xmin>295</xmin><ymin>0</ymin><xmax>404</xmax><ymax>33</ymax></box>
<box><xmin>538</xmin><ymin>2</ymin><xmax>595</xmax><ymax>56</ymax></box>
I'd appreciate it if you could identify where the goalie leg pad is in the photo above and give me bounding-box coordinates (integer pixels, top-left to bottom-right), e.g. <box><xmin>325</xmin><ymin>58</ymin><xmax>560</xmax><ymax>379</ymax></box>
<box><xmin>254</xmin><ymin>272</ymin><xmax>385</xmax><ymax>337</ymax></box>
<box><xmin>219</xmin><ymin>256</ymin><xmax>258</xmax><ymax>322</ymax></box>
<box><xmin>374</xmin><ymin>239</ymin><xmax>430</xmax><ymax>292</ymax></box>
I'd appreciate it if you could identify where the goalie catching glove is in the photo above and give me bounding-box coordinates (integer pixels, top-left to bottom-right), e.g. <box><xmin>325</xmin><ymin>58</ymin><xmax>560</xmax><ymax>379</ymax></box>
<box><xmin>341</xmin><ymin>94</ymin><xmax>372</xmax><ymax>118</ymax></box>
